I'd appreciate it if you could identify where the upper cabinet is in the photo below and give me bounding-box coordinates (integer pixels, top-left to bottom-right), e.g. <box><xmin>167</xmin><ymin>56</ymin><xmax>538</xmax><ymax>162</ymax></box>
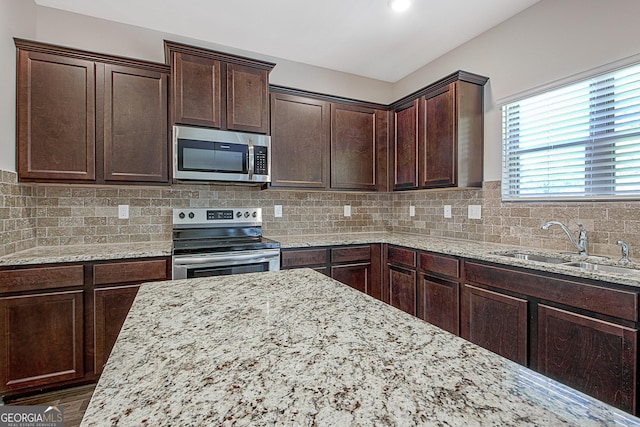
<box><xmin>392</xmin><ymin>71</ymin><xmax>488</xmax><ymax>190</ymax></box>
<box><xmin>165</xmin><ymin>41</ymin><xmax>275</xmax><ymax>134</ymax></box>
<box><xmin>15</xmin><ymin>39</ymin><xmax>170</xmax><ymax>184</ymax></box>
<box><xmin>269</xmin><ymin>86</ymin><xmax>388</xmax><ymax>191</ymax></box>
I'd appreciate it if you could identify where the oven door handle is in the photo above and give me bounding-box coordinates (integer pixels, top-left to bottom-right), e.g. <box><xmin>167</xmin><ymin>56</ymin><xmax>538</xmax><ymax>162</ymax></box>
<box><xmin>173</xmin><ymin>251</ymin><xmax>279</xmax><ymax>266</ymax></box>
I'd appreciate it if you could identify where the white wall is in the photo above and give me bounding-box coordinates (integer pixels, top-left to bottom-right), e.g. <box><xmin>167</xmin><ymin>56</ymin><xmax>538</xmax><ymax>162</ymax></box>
<box><xmin>394</xmin><ymin>0</ymin><xmax>640</xmax><ymax>181</ymax></box>
<box><xmin>0</xmin><ymin>0</ymin><xmax>36</xmax><ymax>172</ymax></box>
<box><xmin>34</xmin><ymin>6</ymin><xmax>393</xmax><ymax>104</ymax></box>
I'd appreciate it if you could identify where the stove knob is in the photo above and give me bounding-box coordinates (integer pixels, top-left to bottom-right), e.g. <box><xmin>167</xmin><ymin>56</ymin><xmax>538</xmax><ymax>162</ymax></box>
<box><xmin>244</xmin><ymin>211</ymin><xmax>250</xmax><ymax>218</ymax></box>
<box><xmin>236</xmin><ymin>211</ymin><xmax>242</xmax><ymax>218</ymax></box>
<box><xmin>252</xmin><ymin>211</ymin><xmax>257</xmax><ymax>218</ymax></box>
<box><xmin>178</xmin><ymin>212</ymin><xmax>185</xmax><ymax>219</ymax></box>
<box><xmin>188</xmin><ymin>212</ymin><xmax>195</xmax><ymax>219</ymax></box>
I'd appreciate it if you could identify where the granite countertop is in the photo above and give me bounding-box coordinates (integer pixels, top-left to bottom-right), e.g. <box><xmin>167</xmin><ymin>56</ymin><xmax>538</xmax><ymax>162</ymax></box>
<box><xmin>0</xmin><ymin>241</ymin><xmax>172</xmax><ymax>266</ymax></box>
<box><xmin>271</xmin><ymin>232</ymin><xmax>640</xmax><ymax>288</ymax></box>
<box><xmin>2</xmin><ymin>231</ymin><xmax>639</xmax><ymax>287</ymax></box>
<box><xmin>81</xmin><ymin>269</ymin><xmax>640</xmax><ymax>426</ymax></box>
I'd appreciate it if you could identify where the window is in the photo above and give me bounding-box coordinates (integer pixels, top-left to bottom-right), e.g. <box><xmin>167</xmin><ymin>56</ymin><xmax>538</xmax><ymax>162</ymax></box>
<box><xmin>502</xmin><ymin>63</ymin><xmax>640</xmax><ymax>201</ymax></box>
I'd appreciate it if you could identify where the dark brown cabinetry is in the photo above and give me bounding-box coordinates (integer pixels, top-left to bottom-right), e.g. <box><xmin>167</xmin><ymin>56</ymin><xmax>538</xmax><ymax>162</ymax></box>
<box><xmin>270</xmin><ymin>93</ymin><xmax>330</xmax><ymax>188</ymax></box>
<box><xmin>0</xmin><ymin>257</ymin><xmax>170</xmax><ymax>399</ymax></box>
<box><xmin>463</xmin><ymin>260</ymin><xmax>639</xmax><ymax>414</ymax></box>
<box><xmin>391</xmin><ymin>72</ymin><xmax>487</xmax><ymax>190</ymax></box>
<box><xmin>269</xmin><ymin>87</ymin><xmax>387</xmax><ymax>190</ymax></box>
<box><xmin>461</xmin><ymin>284</ymin><xmax>528</xmax><ymax>365</ymax></box>
<box><xmin>15</xmin><ymin>39</ymin><xmax>170</xmax><ymax>184</ymax></box>
<box><xmin>417</xmin><ymin>252</ymin><xmax>460</xmax><ymax>335</ymax></box>
<box><xmin>166</xmin><ymin>41</ymin><xmax>274</xmax><ymax>134</ymax></box>
<box><xmin>331</xmin><ymin>104</ymin><xmax>382</xmax><ymax>190</ymax></box>
<box><xmin>0</xmin><ymin>265</ymin><xmax>85</xmax><ymax>394</ymax></box>
<box><xmin>392</xmin><ymin>100</ymin><xmax>418</xmax><ymax>190</ymax></box>
<box><xmin>386</xmin><ymin>246</ymin><xmax>417</xmax><ymax>315</ymax></box>
<box><xmin>281</xmin><ymin>245</ymin><xmax>382</xmax><ymax>299</ymax></box>
<box><xmin>538</xmin><ymin>305</ymin><xmax>637</xmax><ymax>414</ymax></box>
<box><xmin>92</xmin><ymin>259</ymin><xmax>169</xmax><ymax>374</ymax></box>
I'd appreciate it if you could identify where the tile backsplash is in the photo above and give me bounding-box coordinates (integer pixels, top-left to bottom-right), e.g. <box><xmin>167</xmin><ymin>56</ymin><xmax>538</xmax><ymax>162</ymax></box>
<box><xmin>1</xmin><ymin>169</ymin><xmax>639</xmax><ymax>260</ymax></box>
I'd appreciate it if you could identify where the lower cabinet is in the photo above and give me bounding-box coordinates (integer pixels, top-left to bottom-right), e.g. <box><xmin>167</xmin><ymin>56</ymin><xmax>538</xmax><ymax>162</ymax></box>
<box><xmin>461</xmin><ymin>284</ymin><xmax>528</xmax><ymax>365</ymax></box>
<box><xmin>0</xmin><ymin>257</ymin><xmax>170</xmax><ymax>399</ymax></box>
<box><xmin>386</xmin><ymin>246</ymin><xmax>417</xmax><ymax>316</ymax></box>
<box><xmin>464</xmin><ymin>260</ymin><xmax>639</xmax><ymax>414</ymax></box>
<box><xmin>0</xmin><ymin>290</ymin><xmax>84</xmax><ymax>392</ymax></box>
<box><xmin>93</xmin><ymin>285</ymin><xmax>140</xmax><ymax>375</ymax></box>
<box><xmin>538</xmin><ymin>304</ymin><xmax>637</xmax><ymax>414</ymax></box>
<box><xmin>281</xmin><ymin>244</ymin><xmax>382</xmax><ymax>300</ymax></box>
<box><xmin>418</xmin><ymin>252</ymin><xmax>460</xmax><ymax>335</ymax></box>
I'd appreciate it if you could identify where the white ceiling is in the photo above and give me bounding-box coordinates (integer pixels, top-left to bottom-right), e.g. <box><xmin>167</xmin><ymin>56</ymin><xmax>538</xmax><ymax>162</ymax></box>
<box><xmin>34</xmin><ymin>0</ymin><xmax>539</xmax><ymax>82</ymax></box>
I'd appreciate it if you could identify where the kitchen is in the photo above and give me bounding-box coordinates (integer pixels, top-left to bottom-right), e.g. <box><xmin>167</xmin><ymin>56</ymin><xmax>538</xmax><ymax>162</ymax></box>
<box><xmin>2</xmin><ymin>0</ymin><xmax>640</xmax><ymax>425</ymax></box>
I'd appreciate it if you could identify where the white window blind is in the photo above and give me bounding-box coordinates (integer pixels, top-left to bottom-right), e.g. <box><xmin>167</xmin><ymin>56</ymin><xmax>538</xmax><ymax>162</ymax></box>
<box><xmin>502</xmin><ymin>63</ymin><xmax>640</xmax><ymax>201</ymax></box>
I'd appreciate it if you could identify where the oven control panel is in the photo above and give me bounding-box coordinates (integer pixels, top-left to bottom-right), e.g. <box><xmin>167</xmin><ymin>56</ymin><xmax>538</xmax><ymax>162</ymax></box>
<box><xmin>173</xmin><ymin>208</ymin><xmax>262</xmax><ymax>226</ymax></box>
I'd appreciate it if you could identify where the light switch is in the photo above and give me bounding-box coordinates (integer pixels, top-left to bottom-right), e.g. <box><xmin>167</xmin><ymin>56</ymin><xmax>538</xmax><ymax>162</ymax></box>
<box><xmin>344</xmin><ymin>205</ymin><xmax>351</xmax><ymax>217</ymax></box>
<box><xmin>118</xmin><ymin>204</ymin><xmax>129</xmax><ymax>219</ymax></box>
<box><xmin>468</xmin><ymin>205</ymin><xmax>482</xmax><ymax>219</ymax></box>
<box><xmin>409</xmin><ymin>205</ymin><xmax>415</xmax><ymax>217</ymax></box>
<box><xmin>444</xmin><ymin>205</ymin><xmax>452</xmax><ymax>218</ymax></box>
<box><xmin>274</xmin><ymin>205</ymin><xmax>282</xmax><ymax>218</ymax></box>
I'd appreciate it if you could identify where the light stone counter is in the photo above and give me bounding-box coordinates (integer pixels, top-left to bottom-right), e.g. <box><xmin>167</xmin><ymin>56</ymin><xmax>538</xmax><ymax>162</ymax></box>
<box><xmin>0</xmin><ymin>241</ymin><xmax>172</xmax><ymax>266</ymax></box>
<box><xmin>271</xmin><ymin>232</ymin><xmax>640</xmax><ymax>288</ymax></box>
<box><xmin>82</xmin><ymin>269</ymin><xmax>640</xmax><ymax>426</ymax></box>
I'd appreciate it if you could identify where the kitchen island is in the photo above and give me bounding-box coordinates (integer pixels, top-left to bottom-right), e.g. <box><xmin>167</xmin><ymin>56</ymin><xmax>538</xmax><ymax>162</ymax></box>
<box><xmin>81</xmin><ymin>269</ymin><xmax>640</xmax><ymax>426</ymax></box>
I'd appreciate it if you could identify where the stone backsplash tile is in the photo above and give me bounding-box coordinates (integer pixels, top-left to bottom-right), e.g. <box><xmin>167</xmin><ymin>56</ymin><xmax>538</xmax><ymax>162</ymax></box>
<box><xmin>1</xmin><ymin>169</ymin><xmax>639</xmax><ymax>261</ymax></box>
<box><xmin>0</xmin><ymin>171</ymin><xmax>35</xmax><ymax>256</ymax></box>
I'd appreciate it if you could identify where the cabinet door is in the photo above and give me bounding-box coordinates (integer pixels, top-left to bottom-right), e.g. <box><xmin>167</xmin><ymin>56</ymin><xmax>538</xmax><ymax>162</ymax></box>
<box><xmin>388</xmin><ymin>265</ymin><xmax>417</xmax><ymax>316</ymax></box>
<box><xmin>171</xmin><ymin>52</ymin><xmax>223</xmax><ymax>128</ymax></box>
<box><xmin>227</xmin><ymin>63</ymin><xmax>270</xmax><ymax>133</ymax></box>
<box><xmin>419</xmin><ymin>274</ymin><xmax>459</xmax><ymax>335</ymax></box>
<box><xmin>331</xmin><ymin>104</ymin><xmax>377</xmax><ymax>190</ymax></box>
<box><xmin>103</xmin><ymin>64</ymin><xmax>169</xmax><ymax>182</ymax></box>
<box><xmin>332</xmin><ymin>263</ymin><xmax>371</xmax><ymax>294</ymax></box>
<box><xmin>17</xmin><ymin>50</ymin><xmax>96</xmax><ymax>181</ymax></box>
<box><xmin>270</xmin><ymin>93</ymin><xmax>330</xmax><ymax>188</ymax></box>
<box><xmin>94</xmin><ymin>285</ymin><xmax>140</xmax><ymax>374</ymax></box>
<box><xmin>461</xmin><ymin>284</ymin><xmax>528</xmax><ymax>365</ymax></box>
<box><xmin>0</xmin><ymin>291</ymin><xmax>84</xmax><ymax>392</ymax></box>
<box><xmin>538</xmin><ymin>305</ymin><xmax>637</xmax><ymax>414</ymax></box>
<box><xmin>393</xmin><ymin>100</ymin><xmax>419</xmax><ymax>190</ymax></box>
<box><xmin>421</xmin><ymin>84</ymin><xmax>455</xmax><ymax>188</ymax></box>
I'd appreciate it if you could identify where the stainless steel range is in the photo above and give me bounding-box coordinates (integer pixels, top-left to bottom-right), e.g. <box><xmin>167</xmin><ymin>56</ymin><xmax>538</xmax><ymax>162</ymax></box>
<box><xmin>172</xmin><ymin>208</ymin><xmax>280</xmax><ymax>279</ymax></box>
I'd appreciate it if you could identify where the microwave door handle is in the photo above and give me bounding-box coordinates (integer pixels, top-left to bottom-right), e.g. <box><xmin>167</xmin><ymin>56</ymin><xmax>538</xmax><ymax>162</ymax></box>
<box><xmin>248</xmin><ymin>142</ymin><xmax>254</xmax><ymax>180</ymax></box>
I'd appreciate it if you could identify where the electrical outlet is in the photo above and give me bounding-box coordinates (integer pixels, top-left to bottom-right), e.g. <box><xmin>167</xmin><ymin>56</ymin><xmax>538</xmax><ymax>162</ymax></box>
<box><xmin>444</xmin><ymin>205</ymin><xmax>452</xmax><ymax>218</ymax></box>
<box><xmin>274</xmin><ymin>205</ymin><xmax>283</xmax><ymax>218</ymax></box>
<box><xmin>118</xmin><ymin>204</ymin><xmax>129</xmax><ymax>219</ymax></box>
<box><xmin>409</xmin><ymin>205</ymin><xmax>415</xmax><ymax>217</ymax></box>
<box><xmin>344</xmin><ymin>205</ymin><xmax>351</xmax><ymax>217</ymax></box>
<box><xmin>468</xmin><ymin>205</ymin><xmax>482</xmax><ymax>219</ymax></box>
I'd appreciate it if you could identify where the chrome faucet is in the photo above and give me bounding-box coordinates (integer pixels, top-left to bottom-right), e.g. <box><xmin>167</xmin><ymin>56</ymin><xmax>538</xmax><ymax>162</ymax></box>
<box><xmin>617</xmin><ymin>240</ymin><xmax>631</xmax><ymax>264</ymax></box>
<box><xmin>541</xmin><ymin>221</ymin><xmax>588</xmax><ymax>256</ymax></box>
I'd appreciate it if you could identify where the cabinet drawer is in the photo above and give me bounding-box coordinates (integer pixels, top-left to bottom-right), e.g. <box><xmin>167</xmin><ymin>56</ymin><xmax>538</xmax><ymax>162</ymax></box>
<box><xmin>388</xmin><ymin>246</ymin><xmax>416</xmax><ymax>268</ymax></box>
<box><xmin>93</xmin><ymin>259</ymin><xmax>168</xmax><ymax>286</ymax></box>
<box><xmin>0</xmin><ymin>265</ymin><xmax>84</xmax><ymax>294</ymax></box>
<box><xmin>419</xmin><ymin>252</ymin><xmax>459</xmax><ymax>278</ymax></box>
<box><xmin>331</xmin><ymin>246</ymin><xmax>371</xmax><ymax>264</ymax></box>
<box><xmin>281</xmin><ymin>249</ymin><xmax>328</xmax><ymax>268</ymax></box>
<box><xmin>464</xmin><ymin>261</ymin><xmax>638</xmax><ymax>322</ymax></box>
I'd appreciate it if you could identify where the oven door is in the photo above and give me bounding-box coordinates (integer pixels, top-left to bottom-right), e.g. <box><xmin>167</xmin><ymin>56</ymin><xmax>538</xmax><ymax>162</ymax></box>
<box><xmin>172</xmin><ymin>249</ymin><xmax>280</xmax><ymax>280</ymax></box>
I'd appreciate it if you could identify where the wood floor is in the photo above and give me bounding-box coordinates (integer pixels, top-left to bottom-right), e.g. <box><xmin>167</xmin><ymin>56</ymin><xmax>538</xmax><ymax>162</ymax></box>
<box><xmin>4</xmin><ymin>384</ymin><xmax>96</xmax><ymax>427</ymax></box>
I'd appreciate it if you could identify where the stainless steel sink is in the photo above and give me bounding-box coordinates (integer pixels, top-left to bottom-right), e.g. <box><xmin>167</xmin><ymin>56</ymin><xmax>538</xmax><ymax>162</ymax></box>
<box><xmin>493</xmin><ymin>252</ymin><xmax>569</xmax><ymax>264</ymax></box>
<box><xmin>564</xmin><ymin>262</ymin><xmax>640</xmax><ymax>277</ymax></box>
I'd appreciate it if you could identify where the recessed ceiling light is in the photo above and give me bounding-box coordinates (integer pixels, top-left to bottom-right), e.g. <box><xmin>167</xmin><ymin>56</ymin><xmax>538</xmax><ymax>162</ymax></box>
<box><xmin>389</xmin><ymin>0</ymin><xmax>412</xmax><ymax>12</ymax></box>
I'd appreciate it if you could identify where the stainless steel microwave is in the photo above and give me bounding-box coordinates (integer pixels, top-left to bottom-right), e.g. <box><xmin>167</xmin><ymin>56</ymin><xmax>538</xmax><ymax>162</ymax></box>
<box><xmin>173</xmin><ymin>125</ymin><xmax>271</xmax><ymax>184</ymax></box>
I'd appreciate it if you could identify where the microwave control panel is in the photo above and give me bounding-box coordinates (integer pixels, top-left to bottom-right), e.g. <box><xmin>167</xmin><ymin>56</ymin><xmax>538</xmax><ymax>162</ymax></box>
<box><xmin>254</xmin><ymin>146</ymin><xmax>268</xmax><ymax>175</ymax></box>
